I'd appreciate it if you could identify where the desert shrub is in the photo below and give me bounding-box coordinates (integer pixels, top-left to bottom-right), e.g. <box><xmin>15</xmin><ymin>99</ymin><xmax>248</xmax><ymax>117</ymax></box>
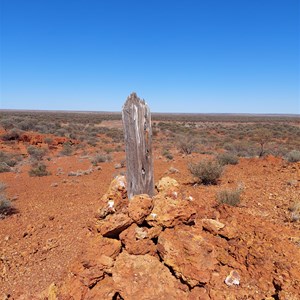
<box><xmin>0</xmin><ymin>183</ymin><xmax>14</xmax><ymax>219</ymax></box>
<box><xmin>114</xmin><ymin>145</ymin><xmax>123</xmax><ymax>152</ymax></box>
<box><xmin>216</xmin><ymin>152</ymin><xmax>239</xmax><ymax>166</ymax></box>
<box><xmin>87</xmin><ymin>137</ymin><xmax>98</xmax><ymax>147</ymax></box>
<box><xmin>16</xmin><ymin>118</ymin><xmax>37</xmax><ymax>131</ymax></box>
<box><xmin>91</xmin><ymin>154</ymin><xmax>112</xmax><ymax>165</ymax></box>
<box><xmin>0</xmin><ymin>194</ymin><xmax>12</xmax><ymax>218</ymax></box>
<box><xmin>29</xmin><ymin>163</ymin><xmax>50</xmax><ymax>177</ymax></box>
<box><xmin>162</xmin><ymin>148</ymin><xmax>173</xmax><ymax>160</ymax></box>
<box><xmin>0</xmin><ymin>163</ymin><xmax>11</xmax><ymax>173</ymax></box>
<box><xmin>0</xmin><ymin>151</ymin><xmax>18</xmax><ymax>171</ymax></box>
<box><xmin>0</xmin><ymin>182</ymin><xmax>7</xmax><ymax>193</ymax></box>
<box><xmin>289</xmin><ymin>201</ymin><xmax>300</xmax><ymax>222</ymax></box>
<box><xmin>55</xmin><ymin>128</ymin><xmax>68</xmax><ymax>137</ymax></box>
<box><xmin>0</xmin><ymin>118</ymin><xmax>14</xmax><ymax>131</ymax></box>
<box><xmin>27</xmin><ymin>146</ymin><xmax>47</xmax><ymax>161</ymax></box>
<box><xmin>104</xmin><ymin>148</ymin><xmax>114</xmax><ymax>154</ymax></box>
<box><xmin>224</xmin><ymin>141</ymin><xmax>259</xmax><ymax>158</ymax></box>
<box><xmin>285</xmin><ymin>150</ymin><xmax>300</xmax><ymax>163</ymax></box>
<box><xmin>44</xmin><ymin>137</ymin><xmax>53</xmax><ymax>145</ymax></box>
<box><xmin>105</xmin><ymin>128</ymin><xmax>124</xmax><ymax>143</ymax></box>
<box><xmin>60</xmin><ymin>143</ymin><xmax>73</xmax><ymax>156</ymax></box>
<box><xmin>177</xmin><ymin>135</ymin><xmax>198</xmax><ymax>155</ymax></box>
<box><xmin>1</xmin><ymin>129</ymin><xmax>21</xmax><ymax>141</ymax></box>
<box><xmin>189</xmin><ymin>159</ymin><xmax>223</xmax><ymax>185</ymax></box>
<box><xmin>217</xmin><ymin>188</ymin><xmax>241</xmax><ymax>206</ymax></box>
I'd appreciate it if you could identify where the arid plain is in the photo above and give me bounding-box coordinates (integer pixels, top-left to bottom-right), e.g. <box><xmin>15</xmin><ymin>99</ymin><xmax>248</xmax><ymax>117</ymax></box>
<box><xmin>0</xmin><ymin>111</ymin><xmax>299</xmax><ymax>299</ymax></box>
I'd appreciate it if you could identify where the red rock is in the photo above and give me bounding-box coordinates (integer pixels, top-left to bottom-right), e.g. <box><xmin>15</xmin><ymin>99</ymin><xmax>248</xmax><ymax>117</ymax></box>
<box><xmin>95</xmin><ymin>213</ymin><xmax>133</xmax><ymax>238</ymax></box>
<box><xmin>158</xmin><ymin>226</ymin><xmax>217</xmax><ymax>287</ymax></box>
<box><xmin>188</xmin><ymin>287</ymin><xmax>210</xmax><ymax>300</ymax></box>
<box><xmin>202</xmin><ymin>218</ymin><xmax>225</xmax><ymax>233</ymax></box>
<box><xmin>146</xmin><ymin>194</ymin><xmax>196</xmax><ymax>228</ymax></box>
<box><xmin>84</xmin><ymin>276</ymin><xmax>117</xmax><ymax>299</ymax></box>
<box><xmin>119</xmin><ymin>224</ymin><xmax>157</xmax><ymax>256</ymax></box>
<box><xmin>128</xmin><ymin>194</ymin><xmax>153</xmax><ymax>224</ymax></box>
<box><xmin>96</xmin><ymin>236</ymin><xmax>122</xmax><ymax>259</ymax></box>
<box><xmin>112</xmin><ymin>251</ymin><xmax>188</xmax><ymax>299</ymax></box>
<box><xmin>156</xmin><ymin>176</ymin><xmax>179</xmax><ymax>193</ymax></box>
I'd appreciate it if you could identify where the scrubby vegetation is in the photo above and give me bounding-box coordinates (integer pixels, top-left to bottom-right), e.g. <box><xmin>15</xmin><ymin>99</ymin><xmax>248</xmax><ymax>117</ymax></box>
<box><xmin>0</xmin><ymin>151</ymin><xmax>20</xmax><ymax>172</ymax></box>
<box><xmin>189</xmin><ymin>159</ymin><xmax>223</xmax><ymax>185</ymax></box>
<box><xmin>289</xmin><ymin>200</ymin><xmax>300</xmax><ymax>222</ymax></box>
<box><xmin>0</xmin><ymin>111</ymin><xmax>299</xmax><ymax>160</ymax></box>
<box><xmin>29</xmin><ymin>163</ymin><xmax>50</xmax><ymax>177</ymax></box>
<box><xmin>0</xmin><ymin>182</ymin><xmax>15</xmax><ymax>219</ymax></box>
<box><xmin>216</xmin><ymin>188</ymin><xmax>242</xmax><ymax>206</ymax></box>
<box><xmin>162</xmin><ymin>148</ymin><xmax>173</xmax><ymax>160</ymax></box>
<box><xmin>27</xmin><ymin>146</ymin><xmax>47</xmax><ymax>161</ymax></box>
<box><xmin>285</xmin><ymin>150</ymin><xmax>300</xmax><ymax>163</ymax></box>
<box><xmin>216</xmin><ymin>152</ymin><xmax>239</xmax><ymax>166</ymax></box>
<box><xmin>177</xmin><ymin>135</ymin><xmax>198</xmax><ymax>155</ymax></box>
<box><xmin>59</xmin><ymin>143</ymin><xmax>73</xmax><ymax>156</ymax></box>
<box><xmin>91</xmin><ymin>154</ymin><xmax>112</xmax><ymax>165</ymax></box>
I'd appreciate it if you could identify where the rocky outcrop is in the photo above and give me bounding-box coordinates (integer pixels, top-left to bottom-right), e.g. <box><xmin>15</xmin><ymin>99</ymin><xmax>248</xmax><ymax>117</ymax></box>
<box><xmin>158</xmin><ymin>226</ymin><xmax>218</xmax><ymax>287</ymax></box>
<box><xmin>112</xmin><ymin>251</ymin><xmax>188</xmax><ymax>299</ymax></box>
<box><xmin>53</xmin><ymin>176</ymin><xmax>300</xmax><ymax>300</ymax></box>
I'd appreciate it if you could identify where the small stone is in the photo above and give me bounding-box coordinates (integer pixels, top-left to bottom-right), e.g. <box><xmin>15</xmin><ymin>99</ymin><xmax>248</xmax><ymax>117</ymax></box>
<box><xmin>51</xmin><ymin>182</ymin><xmax>58</xmax><ymax>187</ymax></box>
<box><xmin>135</xmin><ymin>227</ymin><xmax>148</xmax><ymax>239</ymax></box>
<box><xmin>168</xmin><ymin>167</ymin><xmax>179</xmax><ymax>174</ymax></box>
<box><xmin>225</xmin><ymin>270</ymin><xmax>240</xmax><ymax>286</ymax></box>
<box><xmin>156</xmin><ymin>177</ymin><xmax>179</xmax><ymax>193</ymax></box>
<box><xmin>128</xmin><ymin>194</ymin><xmax>153</xmax><ymax>224</ymax></box>
<box><xmin>202</xmin><ymin>219</ymin><xmax>225</xmax><ymax>233</ymax></box>
<box><xmin>114</xmin><ymin>163</ymin><xmax>122</xmax><ymax>169</ymax></box>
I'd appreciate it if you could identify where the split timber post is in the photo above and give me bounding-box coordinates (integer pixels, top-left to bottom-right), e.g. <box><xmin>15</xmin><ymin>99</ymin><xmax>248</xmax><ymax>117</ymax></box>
<box><xmin>122</xmin><ymin>93</ymin><xmax>154</xmax><ymax>199</ymax></box>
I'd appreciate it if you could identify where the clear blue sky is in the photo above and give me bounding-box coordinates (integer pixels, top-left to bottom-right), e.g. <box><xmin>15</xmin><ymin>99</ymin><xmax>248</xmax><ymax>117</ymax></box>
<box><xmin>0</xmin><ymin>0</ymin><xmax>299</xmax><ymax>113</ymax></box>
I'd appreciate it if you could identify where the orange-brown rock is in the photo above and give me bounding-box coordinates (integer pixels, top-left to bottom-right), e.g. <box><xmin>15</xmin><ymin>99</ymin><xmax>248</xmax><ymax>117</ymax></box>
<box><xmin>201</xmin><ymin>218</ymin><xmax>225</xmax><ymax>234</ymax></box>
<box><xmin>146</xmin><ymin>194</ymin><xmax>196</xmax><ymax>228</ymax></box>
<box><xmin>188</xmin><ymin>287</ymin><xmax>210</xmax><ymax>300</ymax></box>
<box><xmin>119</xmin><ymin>224</ymin><xmax>157</xmax><ymax>256</ymax></box>
<box><xmin>111</xmin><ymin>251</ymin><xmax>189</xmax><ymax>299</ymax></box>
<box><xmin>99</xmin><ymin>175</ymin><xmax>127</xmax><ymax>204</ymax></box>
<box><xmin>156</xmin><ymin>176</ymin><xmax>179</xmax><ymax>193</ymax></box>
<box><xmin>84</xmin><ymin>276</ymin><xmax>117</xmax><ymax>299</ymax></box>
<box><xmin>158</xmin><ymin>226</ymin><xmax>218</xmax><ymax>287</ymax></box>
<box><xmin>95</xmin><ymin>212</ymin><xmax>133</xmax><ymax>238</ymax></box>
<box><xmin>128</xmin><ymin>194</ymin><xmax>153</xmax><ymax>224</ymax></box>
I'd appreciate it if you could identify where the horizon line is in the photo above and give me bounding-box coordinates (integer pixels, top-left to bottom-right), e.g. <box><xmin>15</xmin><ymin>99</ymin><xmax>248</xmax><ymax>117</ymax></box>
<box><xmin>0</xmin><ymin>108</ymin><xmax>299</xmax><ymax>117</ymax></box>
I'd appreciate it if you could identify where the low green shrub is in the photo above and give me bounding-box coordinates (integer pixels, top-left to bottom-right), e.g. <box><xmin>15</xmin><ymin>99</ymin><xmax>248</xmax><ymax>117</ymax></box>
<box><xmin>189</xmin><ymin>159</ymin><xmax>223</xmax><ymax>185</ymax></box>
<box><xmin>60</xmin><ymin>143</ymin><xmax>73</xmax><ymax>156</ymax></box>
<box><xmin>29</xmin><ymin>163</ymin><xmax>50</xmax><ymax>177</ymax></box>
<box><xmin>27</xmin><ymin>146</ymin><xmax>47</xmax><ymax>161</ymax></box>
<box><xmin>91</xmin><ymin>154</ymin><xmax>112</xmax><ymax>165</ymax></box>
<box><xmin>285</xmin><ymin>150</ymin><xmax>300</xmax><ymax>163</ymax></box>
<box><xmin>162</xmin><ymin>148</ymin><xmax>173</xmax><ymax>160</ymax></box>
<box><xmin>177</xmin><ymin>135</ymin><xmax>198</xmax><ymax>155</ymax></box>
<box><xmin>0</xmin><ymin>151</ymin><xmax>18</xmax><ymax>168</ymax></box>
<box><xmin>217</xmin><ymin>188</ymin><xmax>242</xmax><ymax>206</ymax></box>
<box><xmin>0</xmin><ymin>163</ymin><xmax>11</xmax><ymax>173</ymax></box>
<box><xmin>0</xmin><ymin>194</ymin><xmax>12</xmax><ymax>217</ymax></box>
<box><xmin>289</xmin><ymin>200</ymin><xmax>300</xmax><ymax>222</ymax></box>
<box><xmin>216</xmin><ymin>152</ymin><xmax>239</xmax><ymax>166</ymax></box>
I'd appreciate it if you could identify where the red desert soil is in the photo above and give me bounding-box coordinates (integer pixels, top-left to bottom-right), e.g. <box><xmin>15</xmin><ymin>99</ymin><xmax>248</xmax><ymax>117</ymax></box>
<box><xmin>0</xmin><ymin>141</ymin><xmax>300</xmax><ymax>299</ymax></box>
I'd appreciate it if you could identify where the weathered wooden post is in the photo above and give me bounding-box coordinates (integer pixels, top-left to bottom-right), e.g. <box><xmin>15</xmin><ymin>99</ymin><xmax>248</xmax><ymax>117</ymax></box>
<box><xmin>122</xmin><ymin>92</ymin><xmax>154</xmax><ymax>199</ymax></box>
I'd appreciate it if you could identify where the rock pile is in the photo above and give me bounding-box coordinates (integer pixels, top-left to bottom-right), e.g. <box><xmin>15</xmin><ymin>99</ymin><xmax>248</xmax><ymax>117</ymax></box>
<box><xmin>49</xmin><ymin>175</ymin><xmax>300</xmax><ymax>299</ymax></box>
